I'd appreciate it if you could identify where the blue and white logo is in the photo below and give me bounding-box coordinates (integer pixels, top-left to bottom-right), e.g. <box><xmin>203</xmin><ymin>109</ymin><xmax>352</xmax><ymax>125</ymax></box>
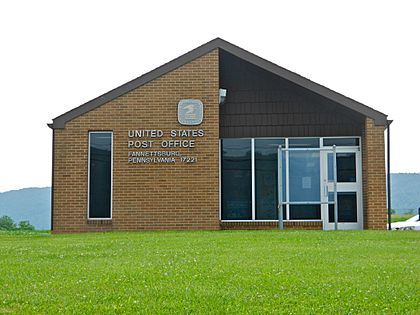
<box><xmin>177</xmin><ymin>99</ymin><xmax>203</xmax><ymax>125</ymax></box>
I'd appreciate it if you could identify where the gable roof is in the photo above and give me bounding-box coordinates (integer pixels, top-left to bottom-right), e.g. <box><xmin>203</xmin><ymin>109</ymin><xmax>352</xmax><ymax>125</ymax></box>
<box><xmin>48</xmin><ymin>38</ymin><xmax>388</xmax><ymax>129</ymax></box>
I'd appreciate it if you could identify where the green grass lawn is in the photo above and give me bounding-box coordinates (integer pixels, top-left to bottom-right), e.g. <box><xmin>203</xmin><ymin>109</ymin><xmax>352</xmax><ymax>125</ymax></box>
<box><xmin>392</xmin><ymin>214</ymin><xmax>416</xmax><ymax>223</ymax></box>
<box><xmin>0</xmin><ymin>231</ymin><xmax>419</xmax><ymax>314</ymax></box>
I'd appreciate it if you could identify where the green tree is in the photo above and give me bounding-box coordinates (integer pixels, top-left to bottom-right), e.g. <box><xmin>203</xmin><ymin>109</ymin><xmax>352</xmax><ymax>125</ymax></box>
<box><xmin>18</xmin><ymin>220</ymin><xmax>35</xmax><ymax>230</ymax></box>
<box><xmin>0</xmin><ymin>215</ymin><xmax>17</xmax><ymax>230</ymax></box>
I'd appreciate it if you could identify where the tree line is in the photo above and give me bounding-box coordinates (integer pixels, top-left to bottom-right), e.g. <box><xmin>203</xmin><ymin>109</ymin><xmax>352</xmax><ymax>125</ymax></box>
<box><xmin>0</xmin><ymin>215</ymin><xmax>35</xmax><ymax>230</ymax></box>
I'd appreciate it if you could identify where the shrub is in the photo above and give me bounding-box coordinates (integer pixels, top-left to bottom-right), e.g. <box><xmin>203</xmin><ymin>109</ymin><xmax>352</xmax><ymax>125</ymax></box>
<box><xmin>18</xmin><ymin>221</ymin><xmax>35</xmax><ymax>230</ymax></box>
<box><xmin>0</xmin><ymin>216</ymin><xmax>16</xmax><ymax>230</ymax></box>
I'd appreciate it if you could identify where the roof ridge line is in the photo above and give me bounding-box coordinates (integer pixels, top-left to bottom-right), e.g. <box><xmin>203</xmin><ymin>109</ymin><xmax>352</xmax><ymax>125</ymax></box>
<box><xmin>49</xmin><ymin>37</ymin><xmax>388</xmax><ymax>129</ymax></box>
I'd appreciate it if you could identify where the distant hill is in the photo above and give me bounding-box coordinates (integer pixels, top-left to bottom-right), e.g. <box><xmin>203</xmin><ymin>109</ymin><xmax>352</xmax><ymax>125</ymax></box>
<box><xmin>0</xmin><ymin>187</ymin><xmax>50</xmax><ymax>230</ymax></box>
<box><xmin>391</xmin><ymin>173</ymin><xmax>420</xmax><ymax>214</ymax></box>
<box><xmin>0</xmin><ymin>173</ymin><xmax>418</xmax><ymax>230</ymax></box>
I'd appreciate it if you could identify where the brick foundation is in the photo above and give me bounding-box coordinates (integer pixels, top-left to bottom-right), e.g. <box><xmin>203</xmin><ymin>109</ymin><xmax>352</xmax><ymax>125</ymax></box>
<box><xmin>220</xmin><ymin>221</ymin><xmax>322</xmax><ymax>230</ymax></box>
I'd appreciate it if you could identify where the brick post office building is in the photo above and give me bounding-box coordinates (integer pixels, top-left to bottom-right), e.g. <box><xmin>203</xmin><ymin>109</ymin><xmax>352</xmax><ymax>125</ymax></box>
<box><xmin>48</xmin><ymin>38</ymin><xmax>391</xmax><ymax>233</ymax></box>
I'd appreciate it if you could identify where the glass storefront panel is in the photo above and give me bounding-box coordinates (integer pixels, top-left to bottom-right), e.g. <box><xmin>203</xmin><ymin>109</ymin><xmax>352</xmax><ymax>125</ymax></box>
<box><xmin>221</xmin><ymin>139</ymin><xmax>252</xmax><ymax>220</ymax></box>
<box><xmin>323</xmin><ymin>138</ymin><xmax>359</xmax><ymax>147</ymax></box>
<box><xmin>289</xmin><ymin>205</ymin><xmax>321</xmax><ymax>220</ymax></box>
<box><xmin>255</xmin><ymin>139</ymin><xmax>285</xmax><ymax>220</ymax></box>
<box><xmin>289</xmin><ymin>138</ymin><xmax>319</xmax><ymax>148</ymax></box>
<box><xmin>220</xmin><ymin>137</ymin><xmax>360</xmax><ymax>223</ymax></box>
<box><xmin>289</xmin><ymin>151</ymin><xmax>320</xmax><ymax>202</ymax></box>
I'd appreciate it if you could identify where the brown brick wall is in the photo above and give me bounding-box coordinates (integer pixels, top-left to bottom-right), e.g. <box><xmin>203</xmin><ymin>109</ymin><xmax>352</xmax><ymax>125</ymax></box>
<box><xmin>52</xmin><ymin>49</ymin><xmax>388</xmax><ymax>232</ymax></box>
<box><xmin>52</xmin><ymin>50</ymin><xmax>220</xmax><ymax>233</ymax></box>
<box><xmin>362</xmin><ymin>118</ymin><xmax>387</xmax><ymax>229</ymax></box>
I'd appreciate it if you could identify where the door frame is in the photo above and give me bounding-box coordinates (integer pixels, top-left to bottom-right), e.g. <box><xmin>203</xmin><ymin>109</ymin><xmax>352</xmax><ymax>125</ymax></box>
<box><xmin>277</xmin><ymin>145</ymin><xmax>363</xmax><ymax>230</ymax></box>
<box><xmin>320</xmin><ymin>147</ymin><xmax>363</xmax><ymax>230</ymax></box>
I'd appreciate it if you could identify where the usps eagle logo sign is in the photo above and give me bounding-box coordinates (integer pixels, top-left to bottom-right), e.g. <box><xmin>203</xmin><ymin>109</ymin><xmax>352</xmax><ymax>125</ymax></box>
<box><xmin>177</xmin><ymin>99</ymin><xmax>203</xmax><ymax>125</ymax></box>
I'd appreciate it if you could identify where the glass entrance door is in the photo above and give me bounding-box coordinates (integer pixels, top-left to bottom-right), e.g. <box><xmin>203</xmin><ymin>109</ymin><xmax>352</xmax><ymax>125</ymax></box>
<box><xmin>278</xmin><ymin>144</ymin><xmax>362</xmax><ymax>230</ymax></box>
<box><xmin>320</xmin><ymin>148</ymin><xmax>362</xmax><ymax>230</ymax></box>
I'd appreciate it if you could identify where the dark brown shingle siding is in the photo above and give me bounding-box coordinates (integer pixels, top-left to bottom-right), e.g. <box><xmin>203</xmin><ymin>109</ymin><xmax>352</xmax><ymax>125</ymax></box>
<box><xmin>220</xmin><ymin>51</ymin><xmax>365</xmax><ymax>138</ymax></box>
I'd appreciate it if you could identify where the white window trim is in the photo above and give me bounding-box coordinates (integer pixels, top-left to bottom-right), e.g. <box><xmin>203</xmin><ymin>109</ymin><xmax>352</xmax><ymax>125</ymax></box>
<box><xmin>285</xmin><ymin>137</ymin><xmax>290</xmax><ymax>220</ymax></box>
<box><xmin>251</xmin><ymin>138</ymin><xmax>255</xmax><ymax>220</ymax></box>
<box><xmin>87</xmin><ymin>131</ymin><xmax>113</xmax><ymax>220</ymax></box>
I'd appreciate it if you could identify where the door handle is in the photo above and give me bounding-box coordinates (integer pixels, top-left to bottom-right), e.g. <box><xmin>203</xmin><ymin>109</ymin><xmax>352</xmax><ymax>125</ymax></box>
<box><xmin>323</xmin><ymin>179</ymin><xmax>328</xmax><ymax>197</ymax></box>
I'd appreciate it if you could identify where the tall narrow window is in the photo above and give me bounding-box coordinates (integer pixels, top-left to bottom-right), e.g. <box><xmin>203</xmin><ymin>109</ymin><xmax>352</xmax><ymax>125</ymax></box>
<box><xmin>221</xmin><ymin>139</ymin><xmax>252</xmax><ymax>220</ymax></box>
<box><xmin>89</xmin><ymin>132</ymin><xmax>112</xmax><ymax>219</ymax></box>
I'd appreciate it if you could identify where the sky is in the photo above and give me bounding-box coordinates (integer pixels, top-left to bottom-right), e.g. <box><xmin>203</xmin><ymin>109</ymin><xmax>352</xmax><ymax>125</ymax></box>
<box><xmin>0</xmin><ymin>0</ymin><xmax>419</xmax><ymax>192</ymax></box>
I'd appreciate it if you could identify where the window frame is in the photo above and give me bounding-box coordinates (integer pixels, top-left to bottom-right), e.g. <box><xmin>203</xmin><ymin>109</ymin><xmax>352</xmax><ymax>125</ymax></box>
<box><xmin>220</xmin><ymin>136</ymin><xmax>361</xmax><ymax>222</ymax></box>
<box><xmin>87</xmin><ymin>131</ymin><xmax>113</xmax><ymax>220</ymax></box>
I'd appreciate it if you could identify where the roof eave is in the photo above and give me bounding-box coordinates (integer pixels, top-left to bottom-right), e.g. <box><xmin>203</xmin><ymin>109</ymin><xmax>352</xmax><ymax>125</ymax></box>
<box><xmin>49</xmin><ymin>37</ymin><xmax>389</xmax><ymax>129</ymax></box>
<box><xmin>216</xmin><ymin>41</ymin><xmax>388</xmax><ymax>126</ymax></box>
<box><xmin>49</xmin><ymin>38</ymin><xmax>223</xmax><ymax>129</ymax></box>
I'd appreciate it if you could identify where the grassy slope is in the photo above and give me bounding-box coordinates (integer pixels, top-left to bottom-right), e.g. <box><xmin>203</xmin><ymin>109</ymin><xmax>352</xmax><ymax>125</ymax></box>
<box><xmin>0</xmin><ymin>231</ymin><xmax>419</xmax><ymax>314</ymax></box>
<box><xmin>391</xmin><ymin>214</ymin><xmax>416</xmax><ymax>223</ymax></box>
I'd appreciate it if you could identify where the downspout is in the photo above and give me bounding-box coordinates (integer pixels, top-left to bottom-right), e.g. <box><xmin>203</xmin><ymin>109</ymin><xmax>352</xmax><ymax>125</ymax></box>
<box><xmin>387</xmin><ymin>120</ymin><xmax>393</xmax><ymax>230</ymax></box>
<box><xmin>48</xmin><ymin>123</ymin><xmax>55</xmax><ymax>232</ymax></box>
